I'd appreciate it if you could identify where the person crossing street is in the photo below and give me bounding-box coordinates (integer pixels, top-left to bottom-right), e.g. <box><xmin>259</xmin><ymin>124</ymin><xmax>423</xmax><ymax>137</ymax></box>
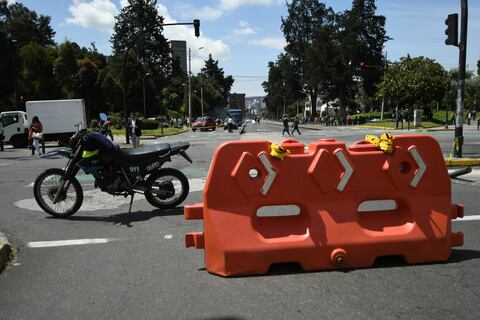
<box><xmin>292</xmin><ymin>117</ymin><xmax>301</xmax><ymax>135</ymax></box>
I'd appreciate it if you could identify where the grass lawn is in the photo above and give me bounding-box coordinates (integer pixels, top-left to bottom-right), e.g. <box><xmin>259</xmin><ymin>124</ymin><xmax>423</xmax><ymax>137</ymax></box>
<box><xmin>357</xmin><ymin>121</ymin><xmax>440</xmax><ymax>129</ymax></box>
<box><xmin>111</xmin><ymin>127</ymin><xmax>188</xmax><ymax>136</ymax></box>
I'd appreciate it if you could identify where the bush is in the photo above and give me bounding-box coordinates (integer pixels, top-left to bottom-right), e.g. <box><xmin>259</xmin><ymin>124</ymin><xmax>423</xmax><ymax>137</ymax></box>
<box><xmin>90</xmin><ymin>119</ymin><xmax>99</xmax><ymax>128</ymax></box>
<box><xmin>141</xmin><ymin>119</ymin><xmax>160</xmax><ymax>130</ymax></box>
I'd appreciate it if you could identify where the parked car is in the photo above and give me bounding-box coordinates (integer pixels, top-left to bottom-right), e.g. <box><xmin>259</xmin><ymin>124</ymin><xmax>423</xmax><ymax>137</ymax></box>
<box><xmin>192</xmin><ymin>117</ymin><xmax>216</xmax><ymax>131</ymax></box>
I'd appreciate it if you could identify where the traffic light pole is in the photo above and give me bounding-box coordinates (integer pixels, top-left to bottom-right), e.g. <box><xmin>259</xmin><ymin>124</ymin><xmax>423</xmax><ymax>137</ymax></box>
<box><xmin>454</xmin><ymin>0</ymin><xmax>468</xmax><ymax>157</ymax></box>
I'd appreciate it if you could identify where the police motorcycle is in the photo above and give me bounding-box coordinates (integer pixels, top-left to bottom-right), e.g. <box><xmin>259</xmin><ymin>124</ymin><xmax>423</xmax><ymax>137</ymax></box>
<box><xmin>33</xmin><ymin>129</ymin><xmax>192</xmax><ymax>218</ymax></box>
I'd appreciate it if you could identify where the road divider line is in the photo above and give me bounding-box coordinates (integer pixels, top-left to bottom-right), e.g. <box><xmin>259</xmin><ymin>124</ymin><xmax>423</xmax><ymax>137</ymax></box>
<box><xmin>28</xmin><ymin>238</ymin><xmax>118</xmax><ymax>248</ymax></box>
<box><xmin>455</xmin><ymin>215</ymin><xmax>480</xmax><ymax>222</ymax></box>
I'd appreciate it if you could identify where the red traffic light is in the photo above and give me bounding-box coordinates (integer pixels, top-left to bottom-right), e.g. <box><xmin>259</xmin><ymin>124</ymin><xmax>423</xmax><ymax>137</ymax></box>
<box><xmin>19</xmin><ymin>95</ymin><xmax>24</xmax><ymax>102</ymax></box>
<box><xmin>359</xmin><ymin>62</ymin><xmax>366</xmax><ymax>70</ymax></box>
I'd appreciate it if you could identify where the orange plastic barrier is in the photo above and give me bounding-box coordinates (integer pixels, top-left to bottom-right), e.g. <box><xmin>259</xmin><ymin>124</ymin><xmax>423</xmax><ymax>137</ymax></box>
<box><xmin>185</xmin><ymin>135</ymin><xmax>464</xmax><ymax>276</ymax></box>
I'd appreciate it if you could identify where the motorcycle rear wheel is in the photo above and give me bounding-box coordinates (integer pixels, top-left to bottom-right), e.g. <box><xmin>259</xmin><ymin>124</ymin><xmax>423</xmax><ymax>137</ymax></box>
<box><xmin>33</xmin><ymin>168</ymin><xmax>83</xmax><ymax>218</ymax></box>
<box><xmin>145</xmin><ymin>168</ymin><xmax>189</xmax><ymax>209</ymax></box>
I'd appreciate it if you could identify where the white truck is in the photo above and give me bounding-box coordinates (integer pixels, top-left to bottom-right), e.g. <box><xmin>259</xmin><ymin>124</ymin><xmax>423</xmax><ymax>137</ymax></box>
<box><xmin>0</xmin><ymin>99</ymin><xmax>87</xmax><ymax>148</ymax></box>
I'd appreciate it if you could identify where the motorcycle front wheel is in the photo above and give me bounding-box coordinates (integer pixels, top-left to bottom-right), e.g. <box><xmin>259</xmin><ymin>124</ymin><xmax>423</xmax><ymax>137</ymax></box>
<box><xmin>145</xmin><ymin>168</ymin><xmax>189</xmax><ymax>210</ymax></box>
<box><xmin>33</xmin><ymin>168</ymin><xmax>83</xmax><ymax>218</ymax></box>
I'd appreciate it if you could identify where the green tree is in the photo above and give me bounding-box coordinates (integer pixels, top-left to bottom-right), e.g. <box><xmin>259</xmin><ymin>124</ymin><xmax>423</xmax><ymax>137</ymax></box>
<box><xmin>377</xmin><ymin>56</ymin><xmax>448</xmax><ymax>110</ymax></box>
<box><xmin>339</xmin><ymin>0</ymin><xmax>389</xmax><ymax>98</ymax></box>
<box><xmin>53</xmin><ymin>40</ymin><xmax>82</xmax><ymax>98</ymax></box>
<box><xmin>111</xmin><ymin>0</ymin><xmax>183</xmax><ymax>117</ymax></box>
<box><xmin>0</xmin><ymin>0</ymin><xmax>56</xmax><ymax>109</ymax></box>
<box><xmin>18</xmin><ymin>42</ymin><xmax>60</xmax><ymax>101</ymax></box>
<box><xmin>0</xmin><ymin>1</ymin><xmax>55</xmax><ymax>48</ymax></box>
<box><xmin>201</xmin><ymin>54</ymin><xmax>234</xmax><ymax>105</ymax></box>
<box><xmin>281</xmin><ymin>0</ymin><xmax>335</xmax><ymax>117</ymax></box>
<box><xmin>99</xmin><ymin>69</ymin><xmax>122</xmax><ymax>113</ymax></box>
<box><xmin>73</xmin><ymin>58</ymin><xmax>100</xmax><ymax>120</ymax></box>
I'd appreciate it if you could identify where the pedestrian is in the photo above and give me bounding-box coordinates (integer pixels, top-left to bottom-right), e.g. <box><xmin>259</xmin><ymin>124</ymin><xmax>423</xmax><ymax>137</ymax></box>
<box><xmin>282</xmin><ymin>115</ymin><xmax>291</xmax><ymax>136</ymax></box>
<box><xmin>477</xmin><ymin>117</ymin><xmax>480</xmax><ymax>131</ymax></box>
<box><xmin>0</xmin><ymin>120</ymin><xmax>4</xmax><ymax>152</ymax></box>
<box><xmin>226</xmin><ymin>115</ymin><xmax>234</xmax><ymax>133</ymax></box>
<box><xmin>29</xmin><ymin>116</ymin><xmax>43</xmax><ymax>156</ymax></box>
<box><xmin>127</xmin><ymin>113</ymin><xmax>142</xmax><ymax>148</ymax></box>
<box><xmin>467</xmin><ymin>111</ymin><xmax>472</xmax><ymax>125</ymax></box>
<box><xmin>472</xmin><ymin>108</ymin><xmax>476</xmax><ymax>121</ymax></box>
<box><xmin>292</xmin><ymin>117</ymin><xmax>301</xmax><ymax>135</ymax></box>
<box><xmin>102</xmin><ymin>116</ymin><xmax>114</xmax><ymax>141</ymax></box>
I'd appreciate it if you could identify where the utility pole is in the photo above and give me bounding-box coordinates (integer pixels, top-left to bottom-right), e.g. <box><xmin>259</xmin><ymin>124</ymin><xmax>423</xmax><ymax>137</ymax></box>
<box><xmin>200</xmin><ymin>73</ymin><xmax>204</xmax><ymax>117</ymax></box>
<box><xmin>380</xmin><ymin>51</ymin><xmax>387</xmax><ymax>121</ymax></box>
<box><xmin>188</xmin><ymin>47</ymin><xmax>192</xmax><ymax>127</ymax></box>
<box><xmin>142</xmin><ymin>73</ymin><xmax>151</xmax><ymax>118</ymax></box>
<box><xmin>454</xmin><ymin>0</ymin><xmax>468</xmax><ymax>157</ymax></box>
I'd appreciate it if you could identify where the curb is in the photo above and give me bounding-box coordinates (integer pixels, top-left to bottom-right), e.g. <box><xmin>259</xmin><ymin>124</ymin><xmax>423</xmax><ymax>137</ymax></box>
<box><xmin>0</xmin><ymin>231</ymin><xmax>12</xmax><ymax>273</ymax></box>
<box><xmin>445</xmin><ymin>158</ymin><xmax>480</xmax><ymax>167</ymax></box>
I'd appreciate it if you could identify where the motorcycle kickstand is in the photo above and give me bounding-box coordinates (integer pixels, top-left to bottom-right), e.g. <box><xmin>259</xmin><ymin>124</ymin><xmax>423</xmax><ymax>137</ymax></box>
<box><xmin>128</xmin><ymin>192</ymin><xmax>135</xmax><ymax>214</ymax></box>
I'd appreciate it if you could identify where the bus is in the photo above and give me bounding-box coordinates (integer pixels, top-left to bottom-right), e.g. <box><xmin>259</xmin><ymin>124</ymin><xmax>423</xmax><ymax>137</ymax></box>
<box><xmin>228</xmin><ymin>109</ymin><xmax>244</xmax><ymax>127</ymax></box>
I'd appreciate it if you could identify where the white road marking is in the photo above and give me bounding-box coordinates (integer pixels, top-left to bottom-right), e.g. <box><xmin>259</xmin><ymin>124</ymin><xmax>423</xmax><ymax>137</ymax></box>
<box><xmin>455</xmin><ymin>215</ymin><xmax>480</xmax><ymax>222</ymax></box>
<box><xmin>189</xmin><ymin>178</ymin><xmax>206</xmax><ymax>193</ymax></box>
<box><xmin>14</xmin><ymin>190</ymin><xmax>143</xmax><ymax>212</ymax></box>
<box><xmin>28</xmin><ymin>238</ymin><xmax>117</xmax><ymax>248</ymax></box>
<box><xmin>25</xmin><ymin>182</ymin><xmax>95</xmax><ymax>188</ymax></box>
<box><xmin>164</xmin><ymin>234</ymin><xmax>173</xmax><ymax>239</ymax></box>
<box><xmin>17</xmin><ymin>177</ymin><xmax>207</xmax><ymax>212</ymax></box>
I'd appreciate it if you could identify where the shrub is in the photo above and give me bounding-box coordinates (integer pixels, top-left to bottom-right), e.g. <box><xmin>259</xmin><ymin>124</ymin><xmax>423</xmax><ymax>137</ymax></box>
<box><xmin>90</xmin><ymin>119</ymin><xmax>99</xmax><ymax>128</ymax></box>
<box><xmin>141</xmin><ymin>119</ymin><xmax>160</xmax><ymax>130</ymax></box>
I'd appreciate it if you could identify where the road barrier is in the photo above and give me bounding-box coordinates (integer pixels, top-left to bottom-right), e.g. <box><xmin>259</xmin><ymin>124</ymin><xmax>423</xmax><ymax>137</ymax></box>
<box><xmin>185</xmin><ymin>135</ymin><xmax>464</xmax><ymax>276</ymax></box>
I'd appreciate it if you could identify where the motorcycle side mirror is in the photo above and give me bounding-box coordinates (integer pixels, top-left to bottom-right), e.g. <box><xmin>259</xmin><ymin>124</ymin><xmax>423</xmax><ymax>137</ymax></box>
<box><xmin>99</xmin><ymin>113</ymin><xmax>108</xmax><ymax>122</ymax></box>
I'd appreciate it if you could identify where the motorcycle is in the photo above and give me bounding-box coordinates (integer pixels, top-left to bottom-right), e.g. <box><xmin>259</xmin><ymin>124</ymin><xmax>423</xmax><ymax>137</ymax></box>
<box><xmin>33</xmin><ymin>129</ymin><xmax>192</xmax><ymax>218</ymax></box>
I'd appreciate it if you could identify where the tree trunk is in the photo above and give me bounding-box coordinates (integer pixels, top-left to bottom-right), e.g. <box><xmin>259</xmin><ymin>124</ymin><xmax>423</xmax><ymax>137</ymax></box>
<box><xmin>309</xmin><ymin>90</ymin><xmax>317</xmax><ymax>120</ymax></box>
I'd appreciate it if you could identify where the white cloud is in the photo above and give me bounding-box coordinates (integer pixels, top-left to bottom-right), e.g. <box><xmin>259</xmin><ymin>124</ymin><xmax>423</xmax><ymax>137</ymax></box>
<box><xmin>7</xmin><ymin>0</ymin><xmax>17</xmax><ymax>4</ymax></box>
<box><xmin>175</xmin><ymin>4</ymin><xmax>223</xmax><ymax>22</ymax></box>
<box><xmin>119</xmin><ymin>0</ymin><xmax>129</xmax><ymax>8</ymax></box>
<box><xmin>198</xmin><ymin>6</ymin><xmax>224</xmax><ymax>21</ymax></box>
<box><xmin>66</xmin><ymin>0</ymin><xmax>118</xmax><ymax>33</ymax></box>
<box><xmin>232</xmin><ymin>20</ymin><xmax>256</xmax><ymax>36</ymax></box>
<box><xmin>156</xmin><ymin>3</ymin><xmax>230</xmax><ymax>72</ymax></box>
<box><xmin>220</xmin><ymin>0</ymin><xmax>282</xmax><ymax>11</ymax></box>
<box><xmin>248</xmin><ymin>37</ymin><xmax>285</xmax><ymax>50</ymax></box>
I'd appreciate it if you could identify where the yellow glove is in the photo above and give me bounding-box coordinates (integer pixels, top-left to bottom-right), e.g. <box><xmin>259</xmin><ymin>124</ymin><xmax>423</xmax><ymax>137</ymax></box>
<box><xmin>365</xmin><ymin>133</ymin><xmax>394</xmax><ymax>154</ymax></box>
<box><xmin>270</xmin><ymin>143</ymin><xmax>290</xmax><ymax>160</ymax></box>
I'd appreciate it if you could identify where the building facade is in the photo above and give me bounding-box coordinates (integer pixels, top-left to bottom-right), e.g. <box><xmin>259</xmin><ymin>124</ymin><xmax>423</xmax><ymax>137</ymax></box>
<box><xmin>169</xmin><ymin>40</ymin><xmax>187</xmax><ymax>74</ymax></box>
<box><xmin>228</xmin><ymin>93</ymin><xmax>246</xmax><ymax>110</ymax></box>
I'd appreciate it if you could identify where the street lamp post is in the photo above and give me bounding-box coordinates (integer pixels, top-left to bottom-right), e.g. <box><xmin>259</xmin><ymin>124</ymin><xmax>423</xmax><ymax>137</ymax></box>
<box><xmin>188</xmin><ymin>48</ymin><xmax>193</xmax><ymax>127</ymax></box>
<box><xmin>197</xmin><ymin>47</ymin><xmax>204</xmax><ymax>117</ymax></box>
<box><xmin>142</xmin><ymin>73</ymin><xmax>151</xmax><ymax>118</ymax></box>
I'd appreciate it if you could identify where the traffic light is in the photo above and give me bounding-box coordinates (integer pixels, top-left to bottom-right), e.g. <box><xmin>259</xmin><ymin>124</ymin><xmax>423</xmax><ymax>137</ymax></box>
<box><xmin>359</xmin><ymin>61</ymin><xmax>366</xmax><ymax>70</ymax></box>
<box><xmin>19</xmin><ymin>96</ymin><xmax>24</xmax><ymax>104</ymax></box>
<box><xmin>445</xmin><ymin>13</ymin><xmax>458</xmax><ymax>46</ymax></box>
<box><xmin>193</xmin><ymin>19</ymin><xmax>200</xmax><ymax>37</ymax></box>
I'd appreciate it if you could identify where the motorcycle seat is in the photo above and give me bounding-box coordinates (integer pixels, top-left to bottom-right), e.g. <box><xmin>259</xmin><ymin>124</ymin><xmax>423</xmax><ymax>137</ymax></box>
<box><xmin>115</xmin><ymin>143</ymin><xmax>171</xmax><ymax>163</ymax></box>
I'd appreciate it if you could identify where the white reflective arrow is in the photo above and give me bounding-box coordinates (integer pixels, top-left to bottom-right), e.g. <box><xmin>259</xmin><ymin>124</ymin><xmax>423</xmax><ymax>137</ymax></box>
<box><xmin>335</xmin><ymin>150</ymin><xmax>354</xmax><ymax>192</ymax></box>
<box><xmin>258</xmin><ymin>153</ymin><xmax>277</xmax><ymax>196</ymax></box>
<box><xmin>409</xmin><ymin>147</ymin><xmax>427</xmax><ymax>188</ymax></box>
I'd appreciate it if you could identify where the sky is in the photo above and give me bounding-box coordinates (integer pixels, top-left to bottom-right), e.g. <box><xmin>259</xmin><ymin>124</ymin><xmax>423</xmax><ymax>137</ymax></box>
<box><xmin>6</xmin><ymin>0</ymin><xmax>480</xmax><ymax>97</ymax></box>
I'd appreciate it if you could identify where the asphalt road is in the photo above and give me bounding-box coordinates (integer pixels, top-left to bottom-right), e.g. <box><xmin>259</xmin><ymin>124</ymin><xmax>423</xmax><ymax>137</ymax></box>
<box><xmin>0</xmin><ymin>123</ymin><xmax>479</xmax><ymax>320</ymax></box>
